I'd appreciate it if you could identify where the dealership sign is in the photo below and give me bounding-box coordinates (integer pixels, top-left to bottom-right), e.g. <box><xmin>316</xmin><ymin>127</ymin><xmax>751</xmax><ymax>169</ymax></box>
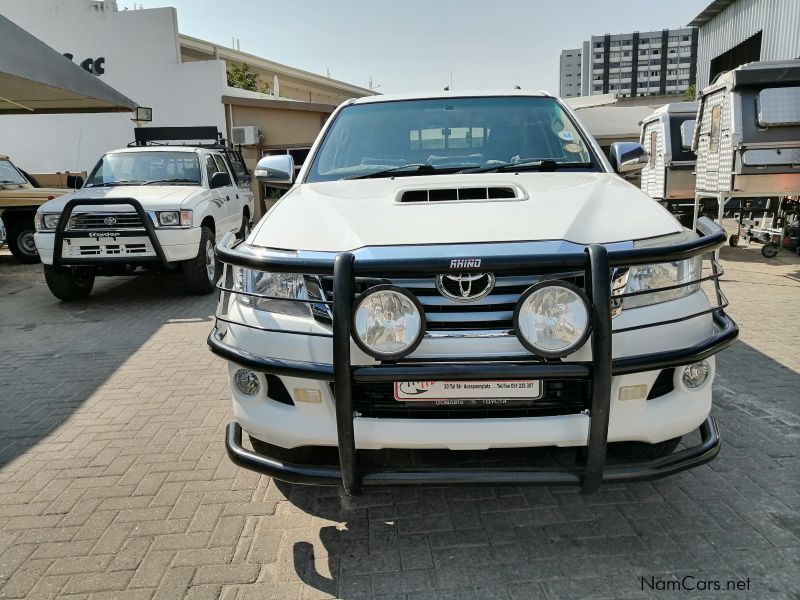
<box><xmin>63</xmin><ymin>53</ymin><xmax>105</xmax><ymax>76</ymax></box>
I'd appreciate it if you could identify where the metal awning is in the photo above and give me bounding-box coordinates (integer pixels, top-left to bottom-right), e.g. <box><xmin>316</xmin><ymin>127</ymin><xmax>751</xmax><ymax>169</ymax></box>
<box><xmin>0</xmin><ymin>14</ymin><xmax>137</xmax><ymax>114</ymax></box>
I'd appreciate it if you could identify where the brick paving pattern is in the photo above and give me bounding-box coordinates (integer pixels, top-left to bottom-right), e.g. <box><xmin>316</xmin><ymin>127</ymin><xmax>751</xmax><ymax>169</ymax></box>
<box><xmin>0</xmin><ymin>241</ymin><xmax>798</xmax><ymax>599</ymax></box>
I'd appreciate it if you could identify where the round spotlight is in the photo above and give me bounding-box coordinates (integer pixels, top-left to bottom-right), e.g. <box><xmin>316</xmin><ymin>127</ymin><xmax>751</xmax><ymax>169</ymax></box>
<box><xmin>513</xmin><ymin>281</ymin><xmax>591</xmax><ymax>358</ymax></box>
<box><xmin>682</xmin><ymin>361</ymin><xmax>710</xmax><ymax>389</ymax></box>
<box><xmin>234</xmin><ymin>368</ymin><xmax>261</xmax><ymax>396</ymax></box>
<box><xmin>351</xmin><ymin>285</ymin><xmax>425</xmax><ymax>360</ymax></box>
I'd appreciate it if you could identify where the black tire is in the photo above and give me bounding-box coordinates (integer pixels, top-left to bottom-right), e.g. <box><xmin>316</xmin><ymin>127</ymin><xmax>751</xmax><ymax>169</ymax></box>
<box><xmin>728</xmin><ymin>234</ymin><xmax>739</xmax><ymax>247</ymax></box>
<box><xmin>43</xmin><ymin>264</ymin><xmax>95</xmax><ymax>301</ymax></box>
<box><xmin>761</xmin><ymin>243</ymin><xmax>778</xmax><ymax>258</ymax></box>
<box><xmin>237</xmin><ymin>211</ymin><xmax>251</xmax><ymax>241</ymax></box>
<box><xmin>181</xmin><ymin>226</ymin><xmax>217</xmax><ymax>294</ymax></box>
<box><xmin>7</xmin><ymin>219</ymin><xmax>40</xmax><ymax>263</ymax></box>
<box><xmin>607</xmin><ymin>437</ymin><xmax>681</xmax><ymax>461</ymax></box>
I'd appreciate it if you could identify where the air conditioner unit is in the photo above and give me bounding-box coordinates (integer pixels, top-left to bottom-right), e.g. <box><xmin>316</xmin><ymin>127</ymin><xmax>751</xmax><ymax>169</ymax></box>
<box><xmin>231</xmin><ymin>126</ymin><xmax>260</xmax><ymax>146</ymax></box>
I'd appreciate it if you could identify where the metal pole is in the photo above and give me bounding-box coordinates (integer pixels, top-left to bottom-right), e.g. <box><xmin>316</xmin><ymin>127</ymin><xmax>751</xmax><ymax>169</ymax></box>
<box><xmin>332</xmin><ymin>253</ymin><xmax>360</xmax><ymax>495</ymax></box>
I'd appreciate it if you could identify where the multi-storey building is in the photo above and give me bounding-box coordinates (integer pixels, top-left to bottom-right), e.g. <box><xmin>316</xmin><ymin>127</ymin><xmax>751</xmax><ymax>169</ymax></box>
<box><xmin>560</xmin><ymin>28</ymin><xmax>699</xmax><ymax>98</ymax></box>
<box><xmin>558</xmin><ymin>48</ymin><xmax>583</xmax><ymax>98</ymax></box>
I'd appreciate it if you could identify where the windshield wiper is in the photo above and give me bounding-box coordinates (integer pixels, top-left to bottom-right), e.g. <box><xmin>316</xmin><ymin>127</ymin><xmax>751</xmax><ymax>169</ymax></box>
<box><xmin>345</xmin><ymin>163</ymin><xmax>453</xmax><ymax>180</ymax></box>
<box><xmin>464</xmin><ymin>160</ymin><xmax>593</xmax><ymax>173</ymax></box>
<box><xmin>141</xmin><ymin>178</ymin><xmax>199</xmax><ymax>185</ymax></box>
<box><xmin>86</xmin><ymin>180</ymin><xmax>146</xmax><ymax>187</ymax></box>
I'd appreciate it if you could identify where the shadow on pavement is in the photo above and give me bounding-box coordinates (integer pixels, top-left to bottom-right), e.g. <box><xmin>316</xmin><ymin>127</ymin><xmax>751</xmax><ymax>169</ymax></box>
<box><xmin>0</xmin><ymin>263</ymin><xmax>215</xmax><ymax>468</ymax></box>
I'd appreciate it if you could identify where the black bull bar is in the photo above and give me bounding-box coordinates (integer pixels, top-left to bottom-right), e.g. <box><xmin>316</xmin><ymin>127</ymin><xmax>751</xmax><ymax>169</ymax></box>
<box><xmin>208</xmin><ymin>217</ymin><xmax>737</xmax><ymax>495</ymax></box>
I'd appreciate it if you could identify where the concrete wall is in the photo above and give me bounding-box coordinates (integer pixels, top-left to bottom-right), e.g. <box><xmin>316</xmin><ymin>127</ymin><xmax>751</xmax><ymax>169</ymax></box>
<box><xmin>695</xmin><ymin>0</ymin><xmax>800</xmax><ymax>88</ymax></box>
<box><xmin>0</xmin><ymin>0</ymin><xmax>227</xmax><ymax>173</ymax></box>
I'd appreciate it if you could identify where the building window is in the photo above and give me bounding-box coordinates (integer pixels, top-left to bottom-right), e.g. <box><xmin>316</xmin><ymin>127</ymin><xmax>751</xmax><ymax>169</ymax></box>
<box><xmin>682</xmin><ymin>35</ymin><xmax>690</xmax><ymax>42</ymax></box>
<box><xmin>669</xmin><ymin>48</ymin><xmax>677</xmax><ymax>54</ymax></box>
<box><xmin>593</xmin><ymin>85</ymin><xmax>602</xmax><ymax>91</ymax></box>
<box><xmin>650</xmin><ymin>71</ymin><xmax>659</xmax><ymax>77</ymax></box>
<box><xmin>639</xmin><ymin>50</ymin><xmax>648</xmax><ymax>56</ymax></box>
<box><xmin>594</xmin><ymin>53</ymin><xmax>602</xmax><ymax>59</ymax></box>
<box><xmin>651</xmin><ymin>49</ymin><xmax>660</xmax><ymax>55</ymax></box>
<box><xmin>595</xmin><ymin>41</ymin><xmax>603</xmax><ymax>48</ymax></box>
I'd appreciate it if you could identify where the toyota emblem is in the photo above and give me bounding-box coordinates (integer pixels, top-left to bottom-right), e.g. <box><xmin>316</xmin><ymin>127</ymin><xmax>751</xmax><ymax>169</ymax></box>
<box><xmin>436</xmin><ymin>273</ymin><xmax>496</xmax><ymax>303</ymax></box>
<box><xmin>103</xmin><ymin>216</ymin><xmax>117</xmax><ymax>226</ymax></box>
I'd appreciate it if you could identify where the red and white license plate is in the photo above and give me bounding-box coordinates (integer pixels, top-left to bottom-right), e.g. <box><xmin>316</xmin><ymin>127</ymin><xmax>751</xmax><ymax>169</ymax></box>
<box><xmin>393</xmin><ymin>380</ymin><xmax>542</xmax><ymax>401</ymax></box>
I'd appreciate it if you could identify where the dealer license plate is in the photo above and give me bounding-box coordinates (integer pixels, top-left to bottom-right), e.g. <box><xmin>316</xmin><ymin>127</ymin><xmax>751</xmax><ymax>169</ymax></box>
<box><xmin>393</xmin><ymin>380</ymin><xmax>542</xmax><ymax>401</ymax></box>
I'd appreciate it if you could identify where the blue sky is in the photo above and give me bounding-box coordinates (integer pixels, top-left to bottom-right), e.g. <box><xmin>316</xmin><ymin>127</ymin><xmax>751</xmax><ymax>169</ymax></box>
<box><xmin>130</xmin><ymin>0</ymin><xmax>709</xmax><ymax>93</ymax></box>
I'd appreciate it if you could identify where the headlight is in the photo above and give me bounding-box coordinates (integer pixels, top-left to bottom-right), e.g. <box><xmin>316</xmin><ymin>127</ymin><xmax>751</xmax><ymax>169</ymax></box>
<box><xmin>615</xmin><ymin>257</ymin><xmax>701</xmax><ymax>310</ymax></box>
<box><xmin>352</xmin><ymin>285</ymin><xmax>425</xmax><ymax>360</ymax></box>
<box><xmin>514</xmin><ymin>281</ymin><xmax>591</xmax><ymax>358</ymax></box>
<box><xmin>232</xmin><ymin>267</ymin><xmax>315</xmax><ymax>317</ymax></box>
<box><xmin>613</xmin><ymin>230</ymin><xmax>703</xmax><ymax>311</ymax></box>
<box><xmin>35</xmin><ymin>213</ymin><xmax>62</xmax><ymax>231</ymax></box>
<box><xmin>157</xmin><ymin>210</ymin><xmax>192</xmax><ymax>226</ymax></box>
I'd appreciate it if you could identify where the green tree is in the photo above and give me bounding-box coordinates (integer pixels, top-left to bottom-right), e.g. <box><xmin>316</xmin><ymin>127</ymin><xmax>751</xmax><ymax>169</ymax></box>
<box><xmin>684</xmin><ymin>84</ymin><xmax>696</xmax><ymax>101</ymax></box>
<box><xmin>227</xmin><ymin>62</ymin><xmax>259</xmax><ymax>91</ymax></box>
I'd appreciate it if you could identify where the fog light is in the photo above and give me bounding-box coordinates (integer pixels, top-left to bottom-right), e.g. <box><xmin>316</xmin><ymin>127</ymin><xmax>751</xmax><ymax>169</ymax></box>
<box><xmin>234</xmin><ymin>369</ymin><xmax>260</xmax><ymax>396</ymax></box>
<box><xmin>294</xmin><ymin>388</ymin><xmax>322</xmax><ymax>403</ymax></box>
<box><xmin>682</xmin><ymin>361</ymin><xmax>709</xmax><ymax>389</ymax></box>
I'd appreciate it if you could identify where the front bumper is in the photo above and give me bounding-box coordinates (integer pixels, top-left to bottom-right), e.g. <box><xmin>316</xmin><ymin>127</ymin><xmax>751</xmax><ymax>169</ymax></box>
<box><xmin>224</xmin><ymin>417</ymin><xmax>721</xmax><ymax>487</ymax></box>
<box><xmin>35</xmin><ymin>197</ymin><xmax>201</xmax><ymax>266</ymax></box>
<box><xmin>210</xmin><ymin>218</ymin><xmax>737</xmax><ymax>494</ymax></box>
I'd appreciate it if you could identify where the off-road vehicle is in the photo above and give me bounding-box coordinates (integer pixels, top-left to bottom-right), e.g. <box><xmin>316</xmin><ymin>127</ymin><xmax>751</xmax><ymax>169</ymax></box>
<box><xmin>0</xmin><ymin>154</ymin><xmax>73</xmax><ymax>263</ymax></box>
<box><xmin>211</xmin><ymin>91</ymin><xmax>738</xmax><ymax>495</ymax></box>
<box><xmin>34</xmin><ymin>127</ymin><xmax>254</xmax><ymax>300</ymax></box>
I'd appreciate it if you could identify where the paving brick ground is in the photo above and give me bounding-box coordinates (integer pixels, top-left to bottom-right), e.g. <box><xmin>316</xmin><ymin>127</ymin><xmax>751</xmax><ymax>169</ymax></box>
<box><xmin>0</xmin><ymin>241</ymin><xmax>798</xmax><ymax>600</ymax></box>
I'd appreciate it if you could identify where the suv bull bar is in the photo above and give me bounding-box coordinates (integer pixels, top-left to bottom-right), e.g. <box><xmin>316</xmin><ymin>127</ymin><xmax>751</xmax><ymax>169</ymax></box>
<box><xmin>209</xmin><ymin>217</ymin><xmax>737</xmax><ymax>495</ymax></box>
<box><xmin>53</xmin><ymin>198</ymin><xmax>170</xmax><ymax>268</ymax></box>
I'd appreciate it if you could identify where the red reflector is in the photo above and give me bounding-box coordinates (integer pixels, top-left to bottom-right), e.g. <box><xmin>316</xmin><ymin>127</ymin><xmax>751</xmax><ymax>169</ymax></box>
<box><xmin>47</xmin><ymin>195</ymin><xmax>55</xmax><ymax>200</ymax></box>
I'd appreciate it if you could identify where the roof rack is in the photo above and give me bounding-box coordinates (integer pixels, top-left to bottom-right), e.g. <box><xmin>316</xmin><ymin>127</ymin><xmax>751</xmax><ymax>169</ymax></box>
<box><xmin>129</xmin><ymin>126</ymin><xmax>252</xmax><ymax>184</ymax></box>
<box><xmin>130</xmin><ymin>126</ymin><xmax>234</xmax><ymax>149</ymax></box>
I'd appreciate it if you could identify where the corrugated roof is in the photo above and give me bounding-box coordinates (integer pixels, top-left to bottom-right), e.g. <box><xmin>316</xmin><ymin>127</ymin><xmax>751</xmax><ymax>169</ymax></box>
<box><xmin>688</xmin><ymin>0</ymin><xmax>737</xmax><ymax>27</ymax></box>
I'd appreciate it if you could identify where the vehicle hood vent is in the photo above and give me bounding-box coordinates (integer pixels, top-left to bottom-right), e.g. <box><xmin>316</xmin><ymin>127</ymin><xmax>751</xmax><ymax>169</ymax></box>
<box><xmin>397</xmin><ymin>185</ymin><xmax>525</xmax><ymax>203</ymax></box>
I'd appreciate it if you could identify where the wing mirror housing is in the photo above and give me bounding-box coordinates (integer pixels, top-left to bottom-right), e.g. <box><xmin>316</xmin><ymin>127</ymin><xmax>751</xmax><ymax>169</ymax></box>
<box><xmin>609</xmin><ymin>142</ymin><xmax>648</xmax><ymax>174</ymax></box>
<box><xmin>210</xmin><ymin>171</ymin><xmax>232</xmax><ymax>189</ymax></box>
<box><xmin>255</xmin><ymin>154</ymin><xmax>295</xmax><ymax>186</ymax></box>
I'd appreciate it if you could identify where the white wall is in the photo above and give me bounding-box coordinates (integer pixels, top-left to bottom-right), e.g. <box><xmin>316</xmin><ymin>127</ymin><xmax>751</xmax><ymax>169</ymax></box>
<box><xmin>0</xmin><ymin>0</ymin><xmax>227</xmax><ymax>172</ymax></box>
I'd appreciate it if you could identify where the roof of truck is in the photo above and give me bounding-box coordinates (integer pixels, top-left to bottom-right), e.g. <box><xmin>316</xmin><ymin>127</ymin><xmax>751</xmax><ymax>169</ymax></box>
<box><xmin>351</xmin><ymin>89</ymin><xmax>551</xmax><ymax>104</ymax></box>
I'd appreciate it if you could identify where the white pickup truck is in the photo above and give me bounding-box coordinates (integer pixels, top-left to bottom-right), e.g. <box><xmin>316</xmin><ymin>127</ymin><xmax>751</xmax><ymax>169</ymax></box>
<box><xmin>34</xmin><ymin>128</ymin><xmax>254</xmax><ymax>300</ymax></box>
<box><xmin>210</xmin><ymin>91</ymin><xmax>738</xmax><ymax>495</ymax></box>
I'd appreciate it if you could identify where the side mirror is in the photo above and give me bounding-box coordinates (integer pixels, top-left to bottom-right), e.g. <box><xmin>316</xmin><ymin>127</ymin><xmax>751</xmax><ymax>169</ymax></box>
<box><xmin>255</xmin><ymin>154</ymin><xmax>294</xmax><ymax>185</ymax></box>
<box><xmin>609</xmin><ymin>142</ymin><xmax>648</xmax><ymax>174</ymax></box>
<box><xmin>210</xmin><ymin>171</ymin><xmax>231</xmax><ymax>189</ymax></box>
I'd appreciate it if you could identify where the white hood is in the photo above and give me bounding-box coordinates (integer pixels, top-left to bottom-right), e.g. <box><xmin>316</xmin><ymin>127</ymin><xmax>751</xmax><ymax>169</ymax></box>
<box><xmin>38</xmin><ymin>185</ymin><xmax>200</xmax><ymax>213</ymax></box>
<box><xmin>253</xmin><ymin>173</ymin><xmax>682</xmax><ymax>252</ymax></box>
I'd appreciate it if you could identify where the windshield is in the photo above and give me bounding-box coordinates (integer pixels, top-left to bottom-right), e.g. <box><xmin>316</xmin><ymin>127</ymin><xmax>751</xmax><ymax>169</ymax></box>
<box><xmin>306</xmin><ymin>96</ymin><xmax>599</xmax><ymax>182</ymax></box>
<box><xmin>0</xmin><ymin>159</ymin><xmax>29</xmax><ymax>185</ymax></box>
<box><xmin>87</xmin><ymin>151</ymin><xmax>201</xmax><ymax>187</ymax></box>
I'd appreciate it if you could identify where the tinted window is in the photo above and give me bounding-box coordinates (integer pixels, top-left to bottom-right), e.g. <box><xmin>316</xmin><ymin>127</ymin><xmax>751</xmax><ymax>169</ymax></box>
<box><xmin>87</xmin><ymin>152</ymin><xmax>201</xmax><ymax>186</ymax></box>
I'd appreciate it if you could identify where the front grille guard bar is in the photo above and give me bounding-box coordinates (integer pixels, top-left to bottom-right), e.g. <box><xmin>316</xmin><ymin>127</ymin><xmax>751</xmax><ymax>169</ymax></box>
<box><xmin>209</xmin><ymin>217</ymin><xmax>738</xmax><ymax>494</ymax></box>
<box><xmin>52</xmin><ymin>197</ymin><xmax>170</xmax><ymax>268</ymax></box>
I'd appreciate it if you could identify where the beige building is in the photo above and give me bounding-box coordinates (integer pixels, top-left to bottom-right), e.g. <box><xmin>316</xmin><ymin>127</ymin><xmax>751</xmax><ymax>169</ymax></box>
<box><xmin>179</xmin><ymin>35</ymin><xmax>375</xmax><ymax>215</ymax></box>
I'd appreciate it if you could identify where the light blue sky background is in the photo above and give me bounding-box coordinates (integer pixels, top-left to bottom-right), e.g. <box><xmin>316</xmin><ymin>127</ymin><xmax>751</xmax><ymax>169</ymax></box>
<box><xmin>131</xmin><ymin>0</ymin><xmax>710</xmax><ymax>93</ymax></box>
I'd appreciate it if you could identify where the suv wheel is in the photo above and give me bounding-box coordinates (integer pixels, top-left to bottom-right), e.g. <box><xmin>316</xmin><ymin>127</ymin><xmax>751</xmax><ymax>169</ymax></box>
<box><xmin>237</xmin><ymin>212</ymin><xmax>251</xmax><ymax>241</ymax></box>
<box><xmin>181</xmin><ymin>226</ymin><xmax>218</xmax><ymax>294</ymax></box>
<box><xmin>607</xmin><ymin>437</ymin><xmax>681</xmax><ymax>462</ymax></box>
<box><xmin>7</xmin><ymin>219</ymin><xmax>40</xmax><ymax>263</ymax></box>
<box><xmin>43</xmin><ymin>264</ymin><xmax>95</xmax><ymax>301</ymax></box>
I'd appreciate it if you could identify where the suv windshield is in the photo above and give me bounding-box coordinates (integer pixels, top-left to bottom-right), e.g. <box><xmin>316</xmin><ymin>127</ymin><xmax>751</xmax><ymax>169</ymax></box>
<box><xmin>0</xmin><ymin>159</ymin><xmax>29</xmax><ymax>185</ymax></box>
<box><xmin>306</xmin><ymin>96</ymin><xmax>599</xmax><ymax>182</ymax></box>
<box><xmin>86</xmin><ymin>151</ymin><xmax>201</xmax><ymax>187</ymax></box>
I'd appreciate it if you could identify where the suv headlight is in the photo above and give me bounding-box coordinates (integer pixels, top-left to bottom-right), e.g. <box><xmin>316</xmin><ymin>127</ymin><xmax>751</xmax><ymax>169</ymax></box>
<box><xmin>232</xmin><ymin>267</ymin><xmax>321</xmax><ymax>317</ymax></box>
<box><xmin>157</xmin><ymin>210</ymin><xmax>192</xmax><ymax>226</ymax></box>
<box><xmin>613</xmin><ymin>230</ymin><xmax>703</xmax><ymax>311</ymax></box>
<box><xmin>35</xmin><ymin>212</ymin><xmax>62</xmax><ymax>231</ymax></box>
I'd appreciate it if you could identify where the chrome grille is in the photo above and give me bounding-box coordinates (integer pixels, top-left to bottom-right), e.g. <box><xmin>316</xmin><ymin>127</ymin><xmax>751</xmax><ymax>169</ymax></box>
<box><xmin>68</xmin><ymin>212</ymin><xmax>144</xmax><ymax>230</ymax></box>
<box><xmin>317</xmin><ymin>272</ymin><xmax>585</xmax><ymax>333</ymax></box>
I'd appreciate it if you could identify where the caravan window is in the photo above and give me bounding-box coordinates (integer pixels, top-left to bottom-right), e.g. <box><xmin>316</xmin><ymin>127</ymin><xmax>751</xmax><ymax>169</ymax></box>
<box><xmin>757</xmin><ymin>87</ymin><xmax>800</xmax><ymax>127</ymax></box>
<box><xmin>680</xmin><ymin>120</ymin><xmax>696</xmax><ymax>151</ymax></box>
<box><xmin>648</xmin><ymin>131</ymin><xmax>657</xmax><ymax>166</ymax></box>
<box><xmin>709</xmin><ymin>105</ymin><xmax>722</xmax><ymax>153</ymax></box>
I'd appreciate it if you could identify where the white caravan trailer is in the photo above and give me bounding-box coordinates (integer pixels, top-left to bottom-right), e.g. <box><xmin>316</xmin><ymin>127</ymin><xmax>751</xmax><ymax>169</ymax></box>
<box><xmin>639</xmin><ymin>102</ymin><xmax>698</xmax><ymax>226</ymax></box>
<box><xmin>692</xmin><ymin>60</ymin><xmax>800</xmax><ymax>228</ymax></box>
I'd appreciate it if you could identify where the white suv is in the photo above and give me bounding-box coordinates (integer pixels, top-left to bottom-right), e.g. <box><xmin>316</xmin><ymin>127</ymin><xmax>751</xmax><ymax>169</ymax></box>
<box><xmin>211</xmin><ymin>91</ymin><xmax>738</xmax><ymax>495</ymax></box>
<box><xmin>34</xmin><ymin>128</ymin><xmax>254</xmax><ymax>300</ymax></box>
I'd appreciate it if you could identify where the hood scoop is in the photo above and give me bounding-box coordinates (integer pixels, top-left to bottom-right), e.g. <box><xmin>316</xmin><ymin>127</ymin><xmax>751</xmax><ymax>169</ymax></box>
<box><xmin>397</xmin><ymin>184</ymin><xmax>525</xmax><ymax>204</ymax></box>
